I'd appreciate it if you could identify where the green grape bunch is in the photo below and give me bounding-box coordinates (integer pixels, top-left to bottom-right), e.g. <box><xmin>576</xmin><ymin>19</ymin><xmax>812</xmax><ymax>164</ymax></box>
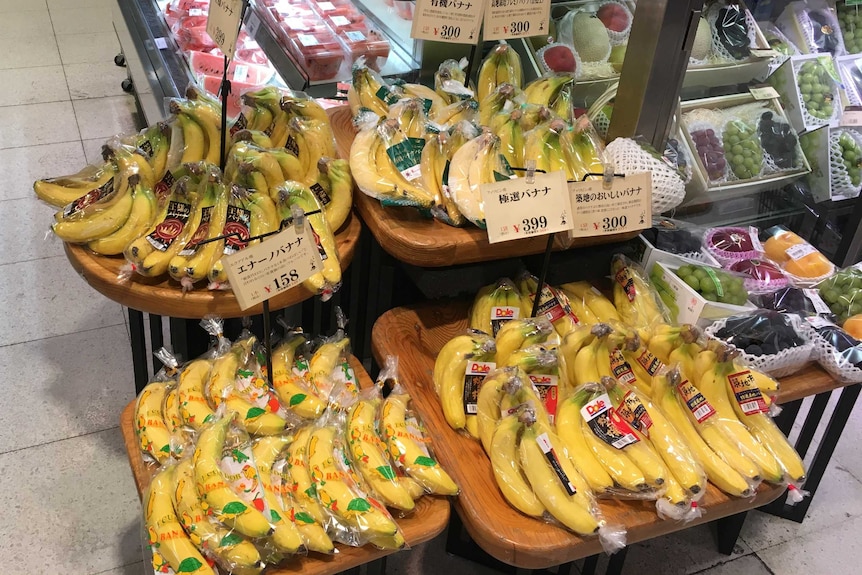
<box><xmin>797</xmin><ymin>60</ymin><xmax>836</xmax><ymax>121</ymax></box>
<box><xmin>723</xmin><ymin>120</ymin><xmax>762</xmax><ymax>180</ymax></box>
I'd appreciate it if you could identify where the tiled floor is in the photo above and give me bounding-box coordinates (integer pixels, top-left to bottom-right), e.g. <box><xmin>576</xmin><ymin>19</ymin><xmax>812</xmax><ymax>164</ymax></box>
<box><xmin>3</xmin><ymin>1</ymin><xmax>862</xmax><ymax>574</ymax></box>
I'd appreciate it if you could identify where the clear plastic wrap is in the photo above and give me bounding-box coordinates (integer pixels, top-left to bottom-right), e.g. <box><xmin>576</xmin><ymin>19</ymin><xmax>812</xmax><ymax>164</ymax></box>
<box><xmin>434</xmin><ymin>58</ymin><xmax>474</xmax><ymax>105</ymax></box>
<box><xmin>559</xmin><ymin>281</ymin><xmax>621</xmax><ymax>324</ymax></box>
<box><xmin>727</xmin><ymin>258</ymin><xmax>789</xmax><ymax>294</ymax></box>
<box><xmin>777</xmin><ymin>0</ymin><xmax>846</xmax><ymax>56</ymax></box>
<box><xmin>517</xmin><ymin>271</ymin><xmax>581</xmax><ymax>339</ymax></box>
<box><xmin>307</xmin><ymin>323</ymin><xmax>354</xmax><ymax>399</ymax></box>
<box><xmin>709</xmin><ymin>1</ymin><xmax>755</xmax><ymax>61</ymax></box>
<box><xmin>447</xmin><ymin>131</ymin><xmax>514</xmax><ymax>228</ymax></box>
<box><xmin>751</xmin><ymin>285</ymin><xmax>823</xmax><ymax>316</ymax></box>
<box><xmin>611</xmin><ymin>254</ymin><xmax>671</xmax><ymax>331</ymax></box>
<box><xmin>804</xmin><ymin>316</ymin><xmax>862</xmax><ymax>384</ymax></box>
<box><xmin>270</xmin><ymin>452</ymin><xmax>336</xmax><ymax>555</ymax></box>
<box><xmin>33</xmin><ymin>159</ymin><xmax>118</xmax><ymax>209</ymax></box>
<box><xmin>761</xmin><ymin>225</ymin><xmax>836</xmax><ymax>286</ymax></box>
<box><xmin>433</xmin><ymin>330</ymin><xmax>497</xmax><ymax>437</ymax></box>
<box><xmin>468</xmin><ymin>277</ymin><xmax>526</xmax><ymax>336</ymax></box>
<box><xmin>206</xmin><ymin>184</ymin><xmax>257</xmax><ymax>288</ymax></box>
<box><xmin>476</xmin><ymin>41</ymin><xmax>523</xmax><ymax>104</ymax></box>
<box><xmin>672</xmin><ymin>262</ymin><xmax>750</xmax><ymax>306</ymax></box>
<box><xmin>134</xmin><ymin>348</ymin><xmax>180</xmax><ymax>465</ymax></box>
<box><xmin>378</xmin><ymin>356</ymin><xmax>460</xmax><ymax>496</ymax></box>
<box><xmin>702</xmin><ymin>226</ymin><xmax>764</xmax><ymax>266</ymax></box>
<box><xmin>271</xmin><ymin>328</ymin><xmax>328</xmax><ymax>420</ymax></box>
<box><xmin>836</xmin><ymin>1</ymin><xmax>862</xmax><ymax>54</ymax></box>
<box><xmin>818</xmin><ymin>265</ymin><xmax>862</xmax><ymax>324</ymax></box>
<box><xmin>827</xmin><ymin>128</ymin><xmax>862</xmax><ymax>197</ymax></box>
<box><xmin>493</xmin><ymin>317</ymin><xmax>554</xmax><ymax>366</ymax></box>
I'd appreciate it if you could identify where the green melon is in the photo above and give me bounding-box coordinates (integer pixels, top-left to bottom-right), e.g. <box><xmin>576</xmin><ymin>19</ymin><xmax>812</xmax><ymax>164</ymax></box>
<box><xmin>571</xmin><ymin>12</ymin><xmax>611</xmax><ymax>62</ymax></box>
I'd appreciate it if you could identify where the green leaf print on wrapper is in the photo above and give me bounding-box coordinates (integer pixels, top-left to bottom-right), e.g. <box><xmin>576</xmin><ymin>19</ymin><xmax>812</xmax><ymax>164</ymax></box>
<box><xmin>347</xmin><ymin>498</ymin><xmax>371</xmax><ymax>512</ymax></box>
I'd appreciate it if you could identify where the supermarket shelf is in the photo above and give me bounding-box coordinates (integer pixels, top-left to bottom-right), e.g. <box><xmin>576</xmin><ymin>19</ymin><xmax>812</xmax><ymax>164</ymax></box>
<box><xmin>113</xmin><ymin>0</ymin><xmax>194</xmax><ymax>124</ymax></box>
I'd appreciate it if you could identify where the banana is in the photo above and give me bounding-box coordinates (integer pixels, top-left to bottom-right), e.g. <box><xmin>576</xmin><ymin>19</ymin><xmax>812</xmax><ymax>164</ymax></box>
<box><xmin>177</xmin><ymin>358</ymin><xmax>215</xmax><ymax>430</ymax></box>
<box><xmin>433</xmin><ymin>332</ymin><xmax>496</xmax><ymax>434</ymax></box>
<box><xmin>523</xmin><ymin>119</ymin><xmax>573</xmax><ymax>179</ymax></box>
<box><xmin>177</xmin><ymin>112</ymin><xmax>207</xmax><ymax>164</ymax></box>
<box><xmin>561</xmin><ymin>115</ymin><xmax>606</xmax><ymax>181</ymax></box>
<box><xmin>171</xmin><ymin>459</ymin><xmax>263</xmax><ymax>575</ymax></box>
<box><xmin>477</xmin><ymin>367</ymin><xmax>520</xmax><ymax>453</ymax></box>
<box><xmin>447</xmin><ymin>132</ymin><xmax>513</xmax><ymax>227</ymax></box>
<box><xmin>162</xmin><ymin>385</ymin><xmax>188</xmax><ymax>457</ymax></box>
<box><xmin>648</xmin><ymin>324</ymin><xmax>700</xmax><ymax>365</ymax></box>
<box><xmin>380</xmin><ymin>391</ymin><xmax>459</xmax><ymax>495</ymax></box>
<box><xmin>494</xmin><ymin>317</ymin><xmax>554</xmax><ymax>365</ymax></box>
<box><xmin>285</xmin><ymin>427</ymin><xmax>328</xmax><ymax>524</ymax></box>
<box><xmin>469</xmin><ymin>278</ymin><xmax>521</xmax><ymax>336</ymax></box>
<box><xmin>274</xmin><ymin>181</ymin><xmax>341</xmax><ymax>296</ymax></box>
<box><xmin>744</xmin><ymin>413</ymin><xmax>807</xmax><ymax>484</ymax></box>
<box><xmin>489</xmin><ymin>414</ymin><xmax>545</xmax><ymax>517</ymax></box>
<box><xmin>232</xmin><ymin>128</ymin><xmax>275</xmax><ymax>149</ymax></box>
<box><xmin>250</xmin><ymin>436</ymin><xmax>306</xmax><ymax>554</ymax></box>
<box><xmin>193</xmin><ymin>417</ymin><xmax>273</xmax><ymax>538</ymax></box>
<box><xmin>135</xmin><ymin>381</ymin><xmax>172</xmax><ymax>464</ymax></box>
<box><xmin>51</xmin><ymin>172</ymin><xmax>133</xmax><ymax>243</ymax></box>
<box><xmin>573</xmin><ymin>329</ymin><xmax>604</xmax><ymax>387</ymax></box>
<box><xmin>554</xmin><ymin>394</ymin><xmax>615</xmax><ymax>493</ymax></box>
<box><xmin>308</xmin><ymin>336</ymin><xmax>351</xmax><ymax>399</ymax></box>
<box><xmin>87</xmin><ymin>174</ymin><xmax>156</xmax><ymax>255</ymax></box>
<box><xmin>431</xmin><ymin>99</ymin><xmax>479</xmax><ymax>127</ymax></box>
<box><xmin>523</xmin><ymin>74</ymin><xmax>576</xmax><ymax>108</ymax></box>
<box><xmin>145</xmin><ymin>466</ymin><xmax>214</xmax><ymax>575</ymax></box>
<box><xmin>315</xmin><ymin>157</ymin><xmax>353</xmax><ymax>232</ymax></box>
<box><xmin>169</xmin><ymin>174</ymin><xmax>229</xmax><ymax>283</ymax></box>
<box><xmin>347</xmin><ymin>398</ymin><xmax>415</xmax><ymax>511</ymax></box>
<box><xmin>612</xmin><ymin>256</ymin><xmax>668</xmax><ymax>331</ymax></box>
<box><xmin>489</xmin><ymin>108</ymin><xmax>525</xmax><ymax>170</ymax></box>
<box><xmin>517</xmin><ymin>273</ymin><xmax>580</xmax><ymax>338</ymax></box>
<box><xmin>561</xmin><ymin>282</ymin><xmax>621</xmax><ymax>323</ymax></box>
<box><xmin>34</xmin><ymin>162</ymin><xmax>117</xmax><ymax>207</ymax></box>
<box><xmin>282</xmin><ymin>93</ymin><xmax>330</xmax><ymax>125</ymax></box>
<box><xmin>348</xmin><ymin>63</ymin><xmax>394</xmax><ymax>116</ymax></box>
<box><xmin>558</xmin><ymin>324</ymin><xmax>596</xmax><ymax>395</ymax></box>
<box><xmin>653</xmin><ymin>368</ymin><xmax>753</xmax><ymax>496</ymax></box>
<box><xmin>478</xmin><ymin>83</ymin><xmax>519</xmax><ymax>127</ymax></box>
<box><xmin>272</xmin><ymin>334</ymin><xmax>326</xmax><ymax>420</ymax></box>
<box><xmin>401</xmin><ymin>82</ymin><xmax>447</xmax><ymax>116</ymax></box>
<box><xmin>420</xmin><ymin>130</ymin><xmax>465</xmax><ymax>227</ymax></box>
<box><xmin>271</xmin><ymin>455</ymin><xmax>335</xmax><ymax>554</ymax></box>
<box><xmin>434</xmin><ymin>58</ymin><xmax>474</xmax><ymax>104</ymax></box>
<box><xmin>520</xmin><ymin>414</ymin><xmax>599</xmax><ymax>535</ymax></box>
<box><xmin>307</xmin><ymin>425</ymin><xmax>402</xmax><ymax>541</ymax></box>
<box><xmin>172</xmin><ymin>99</ymin><xmax>222</xmax><ymax>165</ymax></box>
<box><xmin>477</xmin><ymin>41</ymin><xmax>523</xmax><ymax>103</ymax></box>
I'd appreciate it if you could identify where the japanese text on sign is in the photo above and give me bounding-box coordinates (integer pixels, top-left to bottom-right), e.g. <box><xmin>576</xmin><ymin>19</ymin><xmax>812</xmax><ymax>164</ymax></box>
<box><xmin>223</xmin><ymin>225</ymin><xmax>323</xmax><ymax>310</ymax></box>
<box><xmin>483</xmin><ymin>0</ymin><xmax>550</xmax><ymax>41</ymax></box>
<box><xmin>207</xmin><ymin>0</ymin><xmax>244</xmax><ymax>60</ymax></box>
<box><xmin>410</xmin><ymin>0</ymin><xmax>484</xmax><ymax>44</ymax></box>
<box><xmin>568</xmin><ymin>172</ymin><xmax>652</xmax><ymax>238</ymax></box>
<box><xmin>481</xmin><ymin>170</ymin><xmax>572</xmax><ymax>244</ymax></box>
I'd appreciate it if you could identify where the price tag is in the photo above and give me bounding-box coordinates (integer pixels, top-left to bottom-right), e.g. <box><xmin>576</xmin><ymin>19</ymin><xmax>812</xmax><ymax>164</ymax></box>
<box><xmin>842</xmin><ymin>106</ymin><xmax>862</xmax><ymax>127</ymax></box>
<box><xmin>233</xmin><ymin>64</ymin><xmax>248</xmax><ymax>82</ymax></box>
<box><xmin>483</xmin><ymin>0</ymin><xmax>550</xmax><ymax>41</ymax></box>
<box><xmin>207</xmin><ymin>0</ymin><xmax>244</xmax><ymax>60</ymax></box>
<box><xmin>804</xmin><ymin>288</ymin><xmax>833</xmax><ymax>315</ymax></box>
<box><xmin>189</xmin><ymin>7</ymin><xmax>204</xmax><ymax>16</ymax></box>
<box><xmin>785</xmin><ymin>242</ymin><xmax>817</xmax><ymax>260</ymax></box>
<box><xmin>223</xmin><ymin>225</ymin><xmax>323</xmax><ymax>311</ymax></box>
<box><xmin>154</xmin><ymin>37</ymin><xmax>168</xmax><ymax>49</ymax></box>
<box><xmin>567</xmin><ymin>172</ymin><xmax>652</xmax><ymax>238</ymax></box>
<box><xmin>481</xmin><ymin>170</ymin><xmax>572</xmax><ymax>244</ymax></box>
<box><xmin>410</xmin><ymin>0</ymin><xmax>484</xmax><ymax>44</ymax></box>
<box><xmin>749</xmin><ymin>85</ymin><xmax>780</xmax><ymax>100</ymax></box>
<box><xmin>750</xmin><ymin>48</ymin><xmax>779</xmax><ymax>58</ymax></box>
<box><xmin>806</xmin><ymin>315</ymin><xmax>834</xmax><ymax>329</ymax></box>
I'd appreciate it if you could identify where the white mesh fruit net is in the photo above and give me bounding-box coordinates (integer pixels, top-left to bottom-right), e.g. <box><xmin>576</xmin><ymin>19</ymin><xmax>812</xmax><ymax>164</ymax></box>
<box><xmin>707</xmin><ymin>2</ymin><xmax>759</xmax><ymax>62</ymax></box>
<box><xmin>595</xmin><ymin>0</ymin><xmax>632</xmax><ymax>46</ymax></box>
<box><xmin>799</xmin><ymin>320</ymin><xmax>862</xmax><ymax>383</ymax></box>
<box><xmin>604</xmin><ymin>137</ymin><xmax>686</xmax><ymax>214</ymax></box>
<box><xmin>829</xmin><ymin>128</ymin><xmax>862</xmax><ymax>198</ymax></box>
<box><xmin>792</xmin><ymin>58</ymin><xmax>842</xmax><ymax>128</ymax></box>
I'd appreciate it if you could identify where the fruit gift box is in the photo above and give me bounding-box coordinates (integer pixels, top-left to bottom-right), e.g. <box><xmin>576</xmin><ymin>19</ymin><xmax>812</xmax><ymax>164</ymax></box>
<box><xmin>776</xmin><ymin>0</ymin><xmax>847</xmax><ymax>58</ymax></box>
<box><xmin>803</xmin><ymin>315</ymin><xmax>862</xmax><ymax>383</ymax></box>
<box><xmin>798</xmin><ymin>124</ymin><xmax>862</xmax><ymax>202</ymax></box>
<box><xmin>768</xmin><ymin>53</ymin><xmax>846</xmax><ymax>133</ymax></box>
<box><xmin>679</xmin><ymin>93</ymin><xmax>810</xmax><ymax>201</ymax></box>
<box><xmin>650</xmin><ymin>261</ymin><xmax>757</xmax><ymax>327</ymax></box>
<box><xmin>761</xmin><ymin>225</ymin><xmax>836</xmax><ymax>287</ymax></box>
<box><xmin>705</xmin><ymin>310</ymin><xmax>815</xmax><ymax>378</ymax></box>
<box><xmin>631</xmin><ymin>222</ymin><xmax>721</xmax><ymax>274</ymax></box>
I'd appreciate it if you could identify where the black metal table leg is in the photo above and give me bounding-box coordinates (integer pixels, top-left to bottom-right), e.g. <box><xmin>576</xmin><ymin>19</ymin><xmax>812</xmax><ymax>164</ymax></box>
<box><xmin>794</xmin><ymin>392</ymin><xmax>831</xmax><ymax>458</ymax></box>
<box><xmin>713</xmin><ymin>511</ymin><xmax>749</xmax><ymax>555</ymax></box>
<box><xmin>774</xmin><ymin>398</ymin><xmax>803</xmax><ymax>435</ymax></box>
<box><xmin>443</xmin><ymin>511</ymin><xmax>516</xmax><ymax>573</ymax></box>
<box><xmin>149</xmin><ymin>314</ymin><xmax>163</xmax><ymax>374</ymax></box>
<box><xmin>580</xmin><ymin>555</ymin><xmax>599</xmax><ymax>575</ymax></box>
<box><xmin>605</xmin><ymin>546</ymin><xmax>628</xmax><ymax>575</ymax></box>
<box><xmin>169</xmin><ymin>317</ymin><xmax>210</xmax><ymax>362</ymax></box>
<box><xmin>128</xmin><ymin>308</ymin><xmax>148</xmax><ymax>394</ymax></box>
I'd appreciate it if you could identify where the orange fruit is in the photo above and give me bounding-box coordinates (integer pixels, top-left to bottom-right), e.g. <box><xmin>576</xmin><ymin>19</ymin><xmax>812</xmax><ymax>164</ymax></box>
<box><xmin>763</xmin><ymin>230</ymin><xmax>803</xmax><ymax>263</ymax></box>
<box><xmin>844</xmin><ymin>314</ymin><xmax>862</xmax><ymax>339</ymax></box>
<box><xmin>783</xmin><ymin>252</ymin><xmax>832</xmax><ymax>278</ymax></box>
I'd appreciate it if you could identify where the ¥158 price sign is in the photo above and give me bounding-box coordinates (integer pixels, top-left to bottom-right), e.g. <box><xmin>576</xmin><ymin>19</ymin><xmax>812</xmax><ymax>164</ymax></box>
<box><xmin>410</xmin><ymin>0</ymin><xmax>484</xmax><ymax>44</ymax></box>
<box><xmin>223</xmin><ymin>225</ymin><xmax>323</xmax><ymax>310</ymax></box>
<box><xmin>484</xmin><ymin>0</ymin><xmax>550</xmax><ymax>41</ymax></box>
<box><xmin>568</xmin><ymin>172</ymin><xmax>652</xmax><ymax>238</ymax></box>
<box><xmin>207</xmin><ymin>0</ymin><xmax>244</xmax><ymax>60</ymax></box>
<box><xmin>481</xmin><ymin>170</ymin><xmax>572</xmax><ymax>244</ymax></box>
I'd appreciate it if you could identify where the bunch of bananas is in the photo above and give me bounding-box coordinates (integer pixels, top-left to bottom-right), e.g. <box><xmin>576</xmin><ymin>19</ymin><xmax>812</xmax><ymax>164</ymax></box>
<box><xmin>34</xmin><ymin>86</ymin><xmax>352</xmax><ymax>293</ymax></box>
<box><xmin>346</xmin><ymin>50</ymin><xmax>606</xmax><ymax>231</ymax></box>
<box><xmin>611</xmin><ymin>255</ymin><xmax>670</xmax><ymax>333</ymax></box>
<box><xmin>137</xmin><ymin>321</ymin><xmax>457</xmax><ymax>575</ymax></box>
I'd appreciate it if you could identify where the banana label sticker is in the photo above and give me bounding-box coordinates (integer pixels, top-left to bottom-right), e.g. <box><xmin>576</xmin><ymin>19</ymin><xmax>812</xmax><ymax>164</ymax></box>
<box><xmin>310</xmin><ymin>182</ymin><xmax>332</xmax><ymax>207</ymax></box>
<box><xmin>635</xmin><ymin>349</ymin><xmax>664</xmax><ymax>376</ymax></box>
<box><xmin>609</xmin><ymin>349</ymin><xmax>637</xmax><ymax>387</ymax></box>
<box><xmin>221</xmin><ymin>205</ymin><xmax>251</xmax><ymax>255</ymax></box>
<box><xmin>178</xmin><ymin>206</ymin><xmax>213</xmax><ymax>256</ymax></box>
<box><xmin>463</xmin><ymin>361</ymin><xmax>495</xmax><ymax>414</ymax></box>
<box><xmin>147</xmin><ymin>200</ymin><xmax>191</xmax><ymax>251</ymax></box>
<box><xmin>580</xmin><ymin>393</ymin><xmax>639</xmax><ymax>449</ymax></box>
<box><xmin>677</xmin><ymin>379</ymin><xmax>716</xmax><ymax>423</ymax></box>
<box><xmin>490</xmin><ymin>305</ymin><xmax>520</xmax><ymax>337</ymax></box>
<box><xmin>386</xmin><ymin>138</ymin><xmax>425</xmax><ymax>182</ymax></box>
<box><xmin>528</xmin><ymin>374</ymin><xmax>559</xmax><ymax>423</ymax></box>
<box><xmin>62</xmin><ymin>178</ymin><xmax>115</xmax><ymax>218</ymax></box>
<box><xmin>229</xmin><ymin>111</ymin><xmax>247</xmax><ymax>136</ymax></box>
<box><xmin>220</xmin><ymin>445</ymin><xmax>271</xmax><ymax>517</ymax></box>
<box><xmin>727</xmin><ymin>370</ymin><xmax>769</xmax><ymax>416</ymax></box>
<box><xmin>615</xmin><ymin>267</ymin><xmax>637</xmax><ymax>302</ymax></box>
<box><xmin>154</xmin><ymin>170</ymin><xmax>175</xmax><ymax>201</ymax></box>
<box><xmin>536</xmin><ymin>432</ymin><xmax>577</xmax><ymax>495</ymax></box>
<box><xmin>616</xmin><ymin>390</ymin><xmax>653</xmax><ymax>438</ymax></box>
<box><xmin>532</xmin><ymin>285</ymin><xmax>579</xmax><ymax>324</ymax></box>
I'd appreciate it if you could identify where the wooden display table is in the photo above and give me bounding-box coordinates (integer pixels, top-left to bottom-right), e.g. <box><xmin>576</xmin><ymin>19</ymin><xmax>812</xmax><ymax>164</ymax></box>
<box><xmin>64</xmin><ymin>212</ymin><xmax>361</xmax><ymax>320</ymax></box>
<box><xmin>329</xmin><ymin>107</ymin><xmax>640</xmax><ymax>268</ymax></box>
<box><xmin>119</xmin><ymin>357</ymin><xmax>450</xmax><ymax>575</ymax></box>
<box><xmin>369</xmin><ymin>301</ymin><xmax>811</xmax><ymax>570</ymax></box>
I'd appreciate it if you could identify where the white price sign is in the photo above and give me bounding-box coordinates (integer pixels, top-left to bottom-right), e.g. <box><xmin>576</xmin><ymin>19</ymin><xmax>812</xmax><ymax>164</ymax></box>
<box><xmin>568</xmin><ymin>172</ymin><xmax>652</xmax><ymax>238</ymax></box>
<box><xmin>224</xmin><ymin>225</ymin><xmax>323</xmax><ymax>310</ymax></box>
<box><xmin>410</xmin><ymin>0</ymin><xmax>483</xmax><ymax>44</ymax></box>
<box><xmin>483</xmin><ymin>0</ymin><xmax>550</xmax><ymax>41</ymax></box>
<box><xmin>842</xmin><ymin>106</ymin><xmax>862</xmax><ymax>127</ymax></box>
<box><xmin>207</xmin><ymin>0</ymin><xmax>244</xmax><ymax>60</ymax></box>
<box><xmin>481</xmin><ymin>170</ymin><xmax>572</xmax><ymax>244</ymax></box>
<box><xmin>749</xmin><ymin>85</ymin><xmax>780</xmax><ymax>100</ymax></box>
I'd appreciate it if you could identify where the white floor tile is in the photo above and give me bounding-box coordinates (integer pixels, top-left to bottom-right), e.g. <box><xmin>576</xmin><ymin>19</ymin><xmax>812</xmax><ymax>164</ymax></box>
<box><xmin>693</xmin><ymin>554</ymin><xmax>772</xmax><ymax>575</ymax></box>
<box><xmin>0</xmin><ymin>427</ymin><xmax>140</xmax><ymax>575</ymax></box>
<box><xmin>48</xmin><ymin>0</ymin><xmax>109</xmax><ymax>10</ymax></box>
<box><xmin>740</xmin><ymin>460</ymin><xmax>862</xmax><ymax>552</ymax></box>
<box><xmin>56</xmin><ymin>31</ymin><xmax>120</xmax><ymax>65</ymax></box>
<box><xmin>65</xmin><ymin>61</ymin><xmax>129</xmax><ymax>100</ymax></box>
<box><xmin>0</xmin><ymin>10</ymin><xmax>54</xmax><ymax>38</ymax></box>
<box><xmin>73</xmin><ymin>95</ymin><xmax>139</xmax><ymax>140</ymax></box>
<box><xmin>82</xmin><ymin>137</ymin><xmax>108</xmax><ymax>166</ymax></box>
<box><xmin>826</xmin><ymin>400</ymin><xmax>862</xmax><ymax>483</ymax></box>
<box><xmin>92</xmin><ymin>562</ymin><xmax>145</xmax><ymax>575</ymax></box>
<box><xmin>0</xmin><ymin>0</ymin><xmax>46</xmax><ymax>10</ymax></box>
<box><xmin>0</xmin><ymin>101</ymin><xmax>80</xmax><ymax>149</ymax></box>
<box><xmin>0</xmin><ymin>325</ymin><xmax>134</xmax><ymax>453</ymax></box>
<box><xmin>0</xmin><ymin>35</ymin><xmax>61</xmax><ymax>70</ymax></box>
<box><xmin>0</xmin><ymin>141</ymin><xmax>86</xmax><ymax>201</ymax></box>
<box><xmin>757</xmin><ymin>514</ymin><xmax>862</xmax><ymax>574</ymax></box>
<box><xmin>0</xmin><ymin>197</ymin><xmax>64</xmax><ymax>266</ymax></box>
<box><xmin>0</xmin><ymin>65</ymin><xmax>69</xmax><ymax>107</ymax></box>
<box><xmin>0</xmin><ymin>255</ymin><xmax>125</xmax><ymax>346</ymax></box>
<box><xmin>50</xmin><ymin>6</ymin><xmax>113</xmax><ymax>35</ymax></box>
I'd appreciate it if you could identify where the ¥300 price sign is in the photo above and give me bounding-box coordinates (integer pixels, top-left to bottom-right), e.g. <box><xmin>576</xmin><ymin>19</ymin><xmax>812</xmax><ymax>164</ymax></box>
<box><xmin>410</xmin><ymin>0</ymin><xmax>484</xmax><ymax>44</ymax></box>
<box><xmin>223</xmin><ymin>225</ymin><xmax>323</xmax><ymax>310</ymax></box>
<box><xmin>484</xmin><ymin>0</ymin><xmax>550</xmax><ymax>41</ymax></box>
<box><xmin>481</xmin><ymin>170</ymin><xmax>572</xmax><ymax>244</ymax></box>
<box><xmin>207</xmin><ymin>0</ymin><xmax>244</xmax><ymax>60</ymax></box>
<box><xmin>568</xmin><ymin>172</ymin><xmax>652</xmax><ymax>238</ymax></box>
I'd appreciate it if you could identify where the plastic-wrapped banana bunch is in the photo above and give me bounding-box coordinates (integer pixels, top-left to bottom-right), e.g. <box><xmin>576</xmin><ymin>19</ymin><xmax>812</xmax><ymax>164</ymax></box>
<box><xmin>434</xmin><ymin>57</ymin><xmax>475</xmax><ymax>104</ymax></box>
<box><xmin>469</xmin><ymin>277</ymin><xmax>529</xmax><ymax>336</ymax></box>
<box><xmin>517</xmin><ymin>271</ymin><xmax>581</xmax><ymax>339</ymax></box>
<box><xmin>239</xmin><ymin>86</ymin><xmax>332</xmax><ymax>152</ymax></box>
<box><xmin>271</xmin><ymin>329</ymin><xmax>328</xmax><ymax>421</ymax></box>
<box><xmin>477</xmin><ymin>41</ymin><xmax>523</xmax><ymax>103</ymax></box>
<box><xmin>447</xmin><ymin>131</ymin><xmax>515</xmax><ymax>228</ymax></box>
<box><xmin>347</xmin><ymin>57</ymin><xmax>446</xmax><ymax>118</ymax></box>
<box><xmin>478</xmin><ymin>82</ymin><xmax>524</xmax><ymax>127</ymax></box>
<box><xmin>523</xmin><ymin>73</ymin><xmax>576</xmax><ymax>121</ymax></box>
<box><xmin>134</xmin><ymin>348</ymin><xmax>181</xmax><ymax>465</ymax></box>
<box><xmin>431</xmin><ymin>98</ymin><xmax>479</xmax><ymax>128</ymax></box>
<box><xmin>224</xmin><ymin>140</ymin><xmax>301</xmax><ymax>195</ymax></box>
<box><xmin>476</xmin><ymin>366</ymin><xmax>553</xmax><ymax>454</ymax></box>
<box><xmin>523</xmin><ymin>117</ymin><xmax>602</xmax><ymax>182</ymax></box>
<box><xmin>611</xmin><ymin>254</ymin><xmax>671</xmax><ymax>333</ymax></box>
<box><xmin>169</xmin><ymin>96</ymin><xmax>224</xmax><ymax>166</ymax></box>
<box><xmin>489</xmin><ymin>107</ymin><xmax>526</xmax><ymax>172</ymax></box>
<box><xmin>420</xmin><ymin>121</ymin><xmax>481</xmax><ymax>227</ymax></box>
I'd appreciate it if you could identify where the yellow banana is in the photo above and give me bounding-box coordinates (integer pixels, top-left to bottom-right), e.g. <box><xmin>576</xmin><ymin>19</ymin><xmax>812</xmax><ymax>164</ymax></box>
<box><xmin>489</xmin><ymin>414</ymin><xmax>545</xmax><ymax>517</ymax></box>
<box><xmin>51</xmin><ymin>172</ymin><xmax>133</xmax><ymax>243</ymax></box>
<box><xmin>250</xmin><ymin>436</ymin><xmax>305</xmax><ymax>554</ymax></box>
<box><xmin>88</xmin><ymin>174</ymin><xmax>157</xmax><ymax>255</ymax></box>
<box><xmin>135</xmin><ymin>382</ymin><xmax>172</xmax><ymax>464</ymax></box>
<box><xmin>33</xmin><ymin>162</ymin><xmax>116</xmax><ymax>207</ymax></box>
<box><xmin>284</xmin><ymin>427</ymin><xmax>327</xmax><ymax>524</ymax></box>
<box><xmin>272</xmin><ymin>335</ymin><xmax>326</xmax><ymax>420</ymax></box>
<box><xmin>554</xmin><ymin>395</ymin><xmax>615</xmax><ymax>493</ymax></box>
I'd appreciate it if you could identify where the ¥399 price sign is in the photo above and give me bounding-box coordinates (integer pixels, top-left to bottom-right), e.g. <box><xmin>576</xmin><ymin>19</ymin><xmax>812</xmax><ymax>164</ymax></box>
<box><xmin>567</xmin><ymin>172</ymin><xmax>652</xmax><ymax>238</ymax></box>
<box><xmin>410</xmin><ymin>0</ymin><xmax>484</xmax><ymax>44</ymax></box>
<box><xmin>483</xmin><ymin>0</ymin><xmax>550</xmax><ymax>41</ymax></box>
<box><xmin>481</xmin><ymin>170</ymin><xmax>572</xmax><ymax>244</ymax></box>
<box><xmin>223</xmin><ymin>225</ymin><xmax>323</xmax><ymax>310</ymax></box>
